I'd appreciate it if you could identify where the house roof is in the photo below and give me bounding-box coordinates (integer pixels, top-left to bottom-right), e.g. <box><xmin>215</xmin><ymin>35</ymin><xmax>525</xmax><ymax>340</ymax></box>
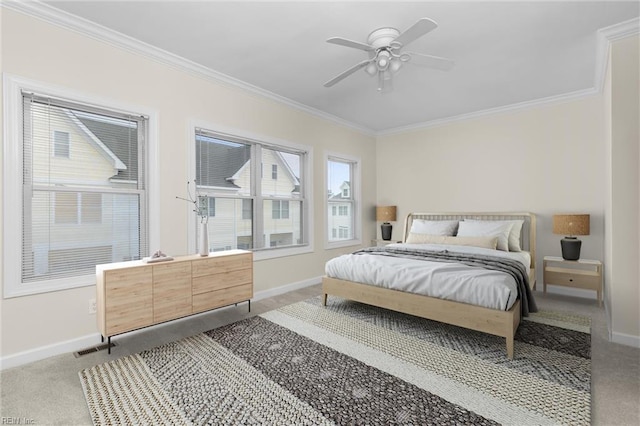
<box><xmin>329</xmin><ymin>181</ymin><xmax>351</xmax><ymax>200</ymax></box>
<box><xmin>195</xmin><ymin>137</ymin><xmax>251</xmax><ymax>189</ymax></box>
<box><xmin>76</xmin><ymin>115</ymin><xmax>139</xmax><ymax>182</ymax></box>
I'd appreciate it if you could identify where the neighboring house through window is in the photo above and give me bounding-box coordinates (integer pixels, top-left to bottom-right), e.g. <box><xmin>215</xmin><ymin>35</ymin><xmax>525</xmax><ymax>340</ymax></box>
<box><xmin>194</xmin><ymin>128</ymin><xmax>308</xmax><ymax>254</ymax></box>
<box><xmin>272</xmin><ymin>200</ymin><xmax>290</xmax><ymax>219</ymax></box>
<box><xmin>326</xmin><ymin>154</ymin><xmax>360</xmax><ymax>247</ymax></box>
<box><xmin>54</xmin><ymin>192</ymin><xmax>103</xmax><ymax>224</ymax></box>
<box><xmin>3</xmin><ymin>78</ymin><xmax>150</xmax><ymax>297</ymax></box>
<box><xmin>53</xmin><ymin>130</ymin><xmax>70</xmax><ymax>158</ymax></box>
<box><xmin>208</xmin><ymin>197</ymin><xmax>216</xmax><ymax>217</ymax></box>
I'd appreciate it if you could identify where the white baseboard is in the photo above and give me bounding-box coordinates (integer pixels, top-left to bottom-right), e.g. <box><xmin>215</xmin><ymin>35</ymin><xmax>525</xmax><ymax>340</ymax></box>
<box><xmin>610</xmin><ymin>330</ymin><xmax>640</xmax><ymax>348</ymax></box>
<box><xmin>253</xmin><ymin>276</ymin><xmax>322</xmax><ymax>301</ymax></box>
<box><xmin>1</xmin><ymin>276</ymin><xmax>323</xmax><ymax>371</ymax></box>
<box><xmin>542</xmin><ymin>285</ymin><xmax>599</xmax><ymax>302</ymax></box>
<box><xmin>0</xmin><ymin>333</ymin><xmax>102</xmax><ymax>371</ymax></box>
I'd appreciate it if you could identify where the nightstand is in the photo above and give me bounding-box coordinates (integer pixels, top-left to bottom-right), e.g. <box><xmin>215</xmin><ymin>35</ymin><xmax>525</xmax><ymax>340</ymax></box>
<box><xmin>371</xmin><ymin>239</ymin><xmax>401</xmax><ymax>247</ymax></box>
<box><xmin>543</xmin><ymin>256</ymin><xmax>603</xmax><ymax>307</ymax></box>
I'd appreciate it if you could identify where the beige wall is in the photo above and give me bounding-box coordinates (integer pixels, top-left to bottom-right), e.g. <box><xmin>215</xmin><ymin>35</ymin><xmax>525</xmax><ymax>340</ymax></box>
<box><xmin>606</xmin><ymin>35</ymin><xmax>640</xmax><ymax>344</ymax></box>
<box><xmin>0</xmin><ymin>9</ymin><xmax>376</xmax><ymax>359</ymax></box>
<box><xmin>377</xmin><ymin>95</ymin><xmax>607</xmax><ymax>284</ymax></box>
<box><xmin>377</xmin><ymin>36</ymin><xmax>640</xmax><ymax>346</ymax></box>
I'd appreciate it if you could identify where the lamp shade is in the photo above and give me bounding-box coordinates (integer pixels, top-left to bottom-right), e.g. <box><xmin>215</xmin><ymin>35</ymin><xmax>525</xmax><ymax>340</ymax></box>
<box><xmin>376</xmin><ymin>206</ymin><xmax>397</xmax><ymax>222</ymax></box>
<box><xmin>553</xmin><ymin>214</ymin><xmax>590</xmax><ymax>236</ymax></box>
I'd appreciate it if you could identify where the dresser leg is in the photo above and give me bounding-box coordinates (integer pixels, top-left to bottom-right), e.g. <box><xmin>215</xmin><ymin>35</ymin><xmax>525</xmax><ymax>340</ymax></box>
<box><xmin>108</xmin><ymin>336</ymin><xmax>111</xmax><ymax>354</ymax></box>
<box><xmin>248</xmin><ymin>300</ymin><xmax>251</xmax><ymax>313</ymax></box>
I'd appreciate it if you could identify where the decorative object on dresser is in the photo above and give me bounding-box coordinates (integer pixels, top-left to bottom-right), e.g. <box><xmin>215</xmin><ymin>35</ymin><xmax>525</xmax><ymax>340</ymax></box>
<box><xmin>543</xmin><ymin>256</ymin><xmax>603</xmax><ymax>307</ymax></box>
<box><xmin>176</xmin><ymin>180</ymin><xmax>210</xmax><ymax>256</ymax></box>
<box><xmin>552</xmin><ymin>214</ymin><xmax>590</xmax><ymax>260</ymax></box>
<box><xmin>96</xmin><ymin>250</ymin><xmax>253</xmax><ymax>353</ymax></box>
<box><xmin>144</xmin><ymin>250</ymin><xmax>174</xmax><ymax>263</ymax></box>
<box><xmin>376</xmin><ymin>205</ymin><xmax>397</xmax><ymax>241</ymax></box>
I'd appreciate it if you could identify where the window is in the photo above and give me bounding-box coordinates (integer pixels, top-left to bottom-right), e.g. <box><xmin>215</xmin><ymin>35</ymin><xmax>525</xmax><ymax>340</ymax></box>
<box><xmin>6</xmin><ymin>88</ymin><xmax>148</xmax><ymax>295</ymax></box>
<box><xmin>327</xmin><ymin>154</ymin><xmax>360</xmax><ymax>247</ymax></box>
<box><xmin>53</xmin><ymin>130</ymin><xmax>69</xmax><ymax>158</ymax></box>
<box><xmin>195</xmin><ymin>128</ymin><xmax>308</xmax><ymax>255</ymax></box>
<box><xmin>272</xmin><ymin>200</ymin><xmax>289</xmax><ymax>219</ymax></box>
<box><xmin>54</xmin><ymin>192</ymin><xmax>103</xmax><ymax>224</ymax></box>
<box><xmin>54</xmin><ymin>192</ymin><xmax>78</xmax><ymax>224</ymax></box>
<box><xmin>242</xmin><ymin>199</ymin><xmax>252</xmax><ymax>220</ymax></box>
<box><xmin>339</xmin><ymin>227</ymin><xmax>349</xmax><ymax>239</ymax></box>
<box><xmin>208</xmin><ymin>197</ymin><xmax>216</xmax><ymax>217</ymax></box>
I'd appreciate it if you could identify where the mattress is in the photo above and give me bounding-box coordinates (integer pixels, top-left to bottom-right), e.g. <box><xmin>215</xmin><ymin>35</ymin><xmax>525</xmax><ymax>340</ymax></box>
<box><xmin>325</xmin><ymin>243</ymin><xmax>532</xmax><ymax>311</ymax></box>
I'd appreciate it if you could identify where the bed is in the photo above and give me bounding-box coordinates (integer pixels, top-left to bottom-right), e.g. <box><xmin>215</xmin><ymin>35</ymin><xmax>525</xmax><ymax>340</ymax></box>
<box><xmin>322</xmin><ymin>212</ymin><xmax>537</xmax><ymax>359</ymax></box>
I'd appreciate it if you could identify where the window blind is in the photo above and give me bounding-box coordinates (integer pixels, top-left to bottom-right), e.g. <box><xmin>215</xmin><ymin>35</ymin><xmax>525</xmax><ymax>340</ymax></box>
<box><xmin>21</xmin><ymin>93</ymin><xmax>148</xmax><ymax>283</ymax></box>
<box><xmin>195</xmin><ymin>129</ymin><xmax>306</xmax><ymax>251</ymax></box>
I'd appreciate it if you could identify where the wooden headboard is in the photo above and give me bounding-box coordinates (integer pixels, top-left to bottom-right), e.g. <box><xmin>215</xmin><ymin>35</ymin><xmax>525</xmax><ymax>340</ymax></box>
<box><xmin>403</xmin><ymin>212</ymin><xmax>537</xmax><ymax>269</ymax></box>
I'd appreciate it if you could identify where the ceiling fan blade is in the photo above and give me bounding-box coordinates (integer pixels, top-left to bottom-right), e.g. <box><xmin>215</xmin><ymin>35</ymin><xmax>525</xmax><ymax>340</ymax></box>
<box><xmin>324</xmin><ymin>59</ymin><xmax>374</xmax><ymax>87</ymax></box>
<box><xmin>326</xmin><ymin>37</ymin><xmax>374</xmax><ymax>52</ymax></box>
<box><xmin>405</xmin><ymin>51</ymin><xmax>455</xmax><ymax>71</ymax></box>
<box><xmin>394</xmin><ymin>18</ymin><xmax>438</xmax><ymax>48</ymax></box>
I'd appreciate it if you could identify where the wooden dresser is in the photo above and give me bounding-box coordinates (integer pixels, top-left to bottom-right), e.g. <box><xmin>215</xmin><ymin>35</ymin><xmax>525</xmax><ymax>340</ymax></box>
<box><xmin>96</xmin><ymin>250</ymin><xmax>252</xmax><ymax>351</ymax></box>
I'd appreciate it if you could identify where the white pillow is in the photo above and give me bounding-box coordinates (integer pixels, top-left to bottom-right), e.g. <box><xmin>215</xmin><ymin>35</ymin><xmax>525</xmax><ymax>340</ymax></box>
<box><xmin>409</xmin><ymin>220</ymin><xmax>459</xmax><ymax>236</ymax></box>
<box><xmin>456</xmin><ymin>221</ymin><xmax>513</xmax><ymax>251</ymax></box>
<box><xmin>406</xmin><ymin>233</ymin><xmax>498</xmax><ymax>250</ymax></box>
<box><xmin>465</xmin><ymin>219</ymin><xmax>524</xmax><ymax>252</ymax></box>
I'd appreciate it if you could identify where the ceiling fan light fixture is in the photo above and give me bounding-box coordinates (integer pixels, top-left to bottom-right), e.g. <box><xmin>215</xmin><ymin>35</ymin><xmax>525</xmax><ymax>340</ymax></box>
<box><xmin>389</xmin><ymin>58</ymin><xmax>402</xmax><ymax>73</ymax></box>
<box><xmin>376</xmin><ymin>50</ymin><xmax>391</xmax><ymax>70</ymax></box>
<box><xmin>324</xmin><ymin>17</ymin><xmax>453</xmax><ymax>91</ymax></box>
<box><xmin>365</xmin><ymin>62</ymin><xmax>378</xmax><ymax>76</ymax></box>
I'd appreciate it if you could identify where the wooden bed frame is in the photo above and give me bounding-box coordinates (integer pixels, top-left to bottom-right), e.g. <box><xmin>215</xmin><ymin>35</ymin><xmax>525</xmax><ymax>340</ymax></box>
<box><xmin>322</xmin><ymin>212</ymin><xmax>536</xmax><ymax>359</ymax></box>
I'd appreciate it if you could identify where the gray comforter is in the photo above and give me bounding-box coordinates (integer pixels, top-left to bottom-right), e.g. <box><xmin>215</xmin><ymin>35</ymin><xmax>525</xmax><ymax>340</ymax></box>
<box><xmin>353</xmin><ymin>246</ymin><xmax>538</xmax><ymax>317</ymax></box>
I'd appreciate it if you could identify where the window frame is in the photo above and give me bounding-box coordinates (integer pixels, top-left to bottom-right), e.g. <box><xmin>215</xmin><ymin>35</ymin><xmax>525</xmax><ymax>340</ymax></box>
<box><xmin>325</xmin><ymin>152</ymin><xmax>361</xmax><ymax>249</ymax></box>
<box><xmin>189</xmin><ymin>121</ymin><xmax>313</xmax><ymax>261</ymax></box>
<box><xmin>3</xmin><ymin>74</ymin><xmax>159</xmax><ymax>298</ymax></box>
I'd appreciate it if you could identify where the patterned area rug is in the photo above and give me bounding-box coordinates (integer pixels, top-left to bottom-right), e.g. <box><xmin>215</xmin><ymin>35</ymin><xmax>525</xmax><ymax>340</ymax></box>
<box><xmin>79</xmin><ymin>297</ymin><xmax>591</xmax><ymax>425</ymax></box>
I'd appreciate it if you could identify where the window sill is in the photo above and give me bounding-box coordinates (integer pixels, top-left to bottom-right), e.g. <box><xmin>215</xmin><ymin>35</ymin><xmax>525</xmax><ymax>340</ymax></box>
<box><xmin>4</xmin><ymin>274</ymin><xmax>95</xmax><ymax>299</ymax></box>
<box><xmin>253</xmin><ymin>244</ymin><xmax>314</xmax><ymax>261</ymax></box>
<box><xmin>325</xmin><ymin>239</ymin><xmax>362</xmax><ymax>250</ymax></box>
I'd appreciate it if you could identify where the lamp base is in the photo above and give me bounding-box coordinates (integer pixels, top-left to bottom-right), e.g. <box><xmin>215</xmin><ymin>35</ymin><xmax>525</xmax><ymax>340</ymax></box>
<box><xmin>560</xmin><ymin>237</ymin><xmax>582</xmax><ymax>261</ymax></box>
<box><xmin>381</xmin><ymin>222</ymin><xmax>392</xmax><ymax>241</ymax></box>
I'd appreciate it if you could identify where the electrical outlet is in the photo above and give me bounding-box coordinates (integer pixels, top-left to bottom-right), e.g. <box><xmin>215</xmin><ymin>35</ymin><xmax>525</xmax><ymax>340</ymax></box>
<box><xmin>89</xmin><ymin>298</ymin><xmax>96</xmax><ymax>314</ymax></box>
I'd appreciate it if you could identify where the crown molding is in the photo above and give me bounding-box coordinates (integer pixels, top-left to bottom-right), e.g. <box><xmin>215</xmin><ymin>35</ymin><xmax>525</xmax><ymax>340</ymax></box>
<box><xmin>594</xmin><ymin>17</ymin><xmax>640</xmax><ymax>93</ymax></box>
<box><xmin>1</xmin><ymin>1</ymin><xmax>375</xmax><ymax>137</ymax></box>
<box><xmin>377</xmin><ymin>87</ymin><xmax>599</xmax><ymax>136</ymax></box>
<box><xmin>379</xmin><ymin>17</ymin><xmax>639</xmax><ymax>137</ymax></box>
<box><xmin>4</xmin><ymin>1</ymin><xmax>637</xmax><ymax>138</ymax></box>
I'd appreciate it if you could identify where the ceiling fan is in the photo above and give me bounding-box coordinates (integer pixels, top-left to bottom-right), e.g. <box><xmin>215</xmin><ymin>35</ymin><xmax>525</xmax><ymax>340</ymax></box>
<box><xmin>324</xmin><ymin>18</ymin><xmax>454</xmax><ymax>91</ymax></box>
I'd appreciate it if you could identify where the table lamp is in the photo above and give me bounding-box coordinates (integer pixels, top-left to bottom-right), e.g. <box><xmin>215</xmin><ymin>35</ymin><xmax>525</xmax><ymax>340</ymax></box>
<box><xmin>552</xmin><ymin>214</ymin><xmax>590</xmax><ymax>260</ymax></box>
<box><xmin>376</xmin><ymin>206</ymin><xmax>397</xmax><ymax>241</ymax></box>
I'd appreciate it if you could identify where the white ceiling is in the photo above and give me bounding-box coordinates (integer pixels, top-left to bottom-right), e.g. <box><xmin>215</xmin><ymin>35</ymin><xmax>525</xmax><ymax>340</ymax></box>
<box><xmin>40</xmin><ymin>1</ymin><xmax>640</xmax><ymax>133</ymax></box>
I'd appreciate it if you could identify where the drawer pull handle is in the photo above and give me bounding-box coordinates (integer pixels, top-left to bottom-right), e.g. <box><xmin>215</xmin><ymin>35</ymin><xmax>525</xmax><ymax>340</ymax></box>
<box><xmin>569</xmin><ymin>279</ymin><xmax>573</xmax><ymax>282</ymax></box>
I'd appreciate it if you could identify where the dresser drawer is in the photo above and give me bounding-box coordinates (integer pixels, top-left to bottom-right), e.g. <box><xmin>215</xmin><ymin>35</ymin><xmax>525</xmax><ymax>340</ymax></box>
<box><xmin>192</xmin><ymin>253</ymin><xmax>252</xmax><ymax>277</ymax></box>
<box><xmin>153</xmin><ymin>262</ymin><xmax>192</xmax><ymax>323</ymax></box>
<box><xmin>545</xmin><ymin>268</ymin><xmax>600</xmax><ymax>290</ymax></box>
<box><xmin>105</xmin><ymin>266</ymin><xmax>153</xmax><ymax>335</ymax></box>
<box><xmin>192</xmin><ymin>268</ymin><xmax>252</xmax><ymax>295</ymax></box>
<box><xmin>192</xmin><ymin>284</ymin><xmax>252</xmax><ymax>313</ymax></box>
